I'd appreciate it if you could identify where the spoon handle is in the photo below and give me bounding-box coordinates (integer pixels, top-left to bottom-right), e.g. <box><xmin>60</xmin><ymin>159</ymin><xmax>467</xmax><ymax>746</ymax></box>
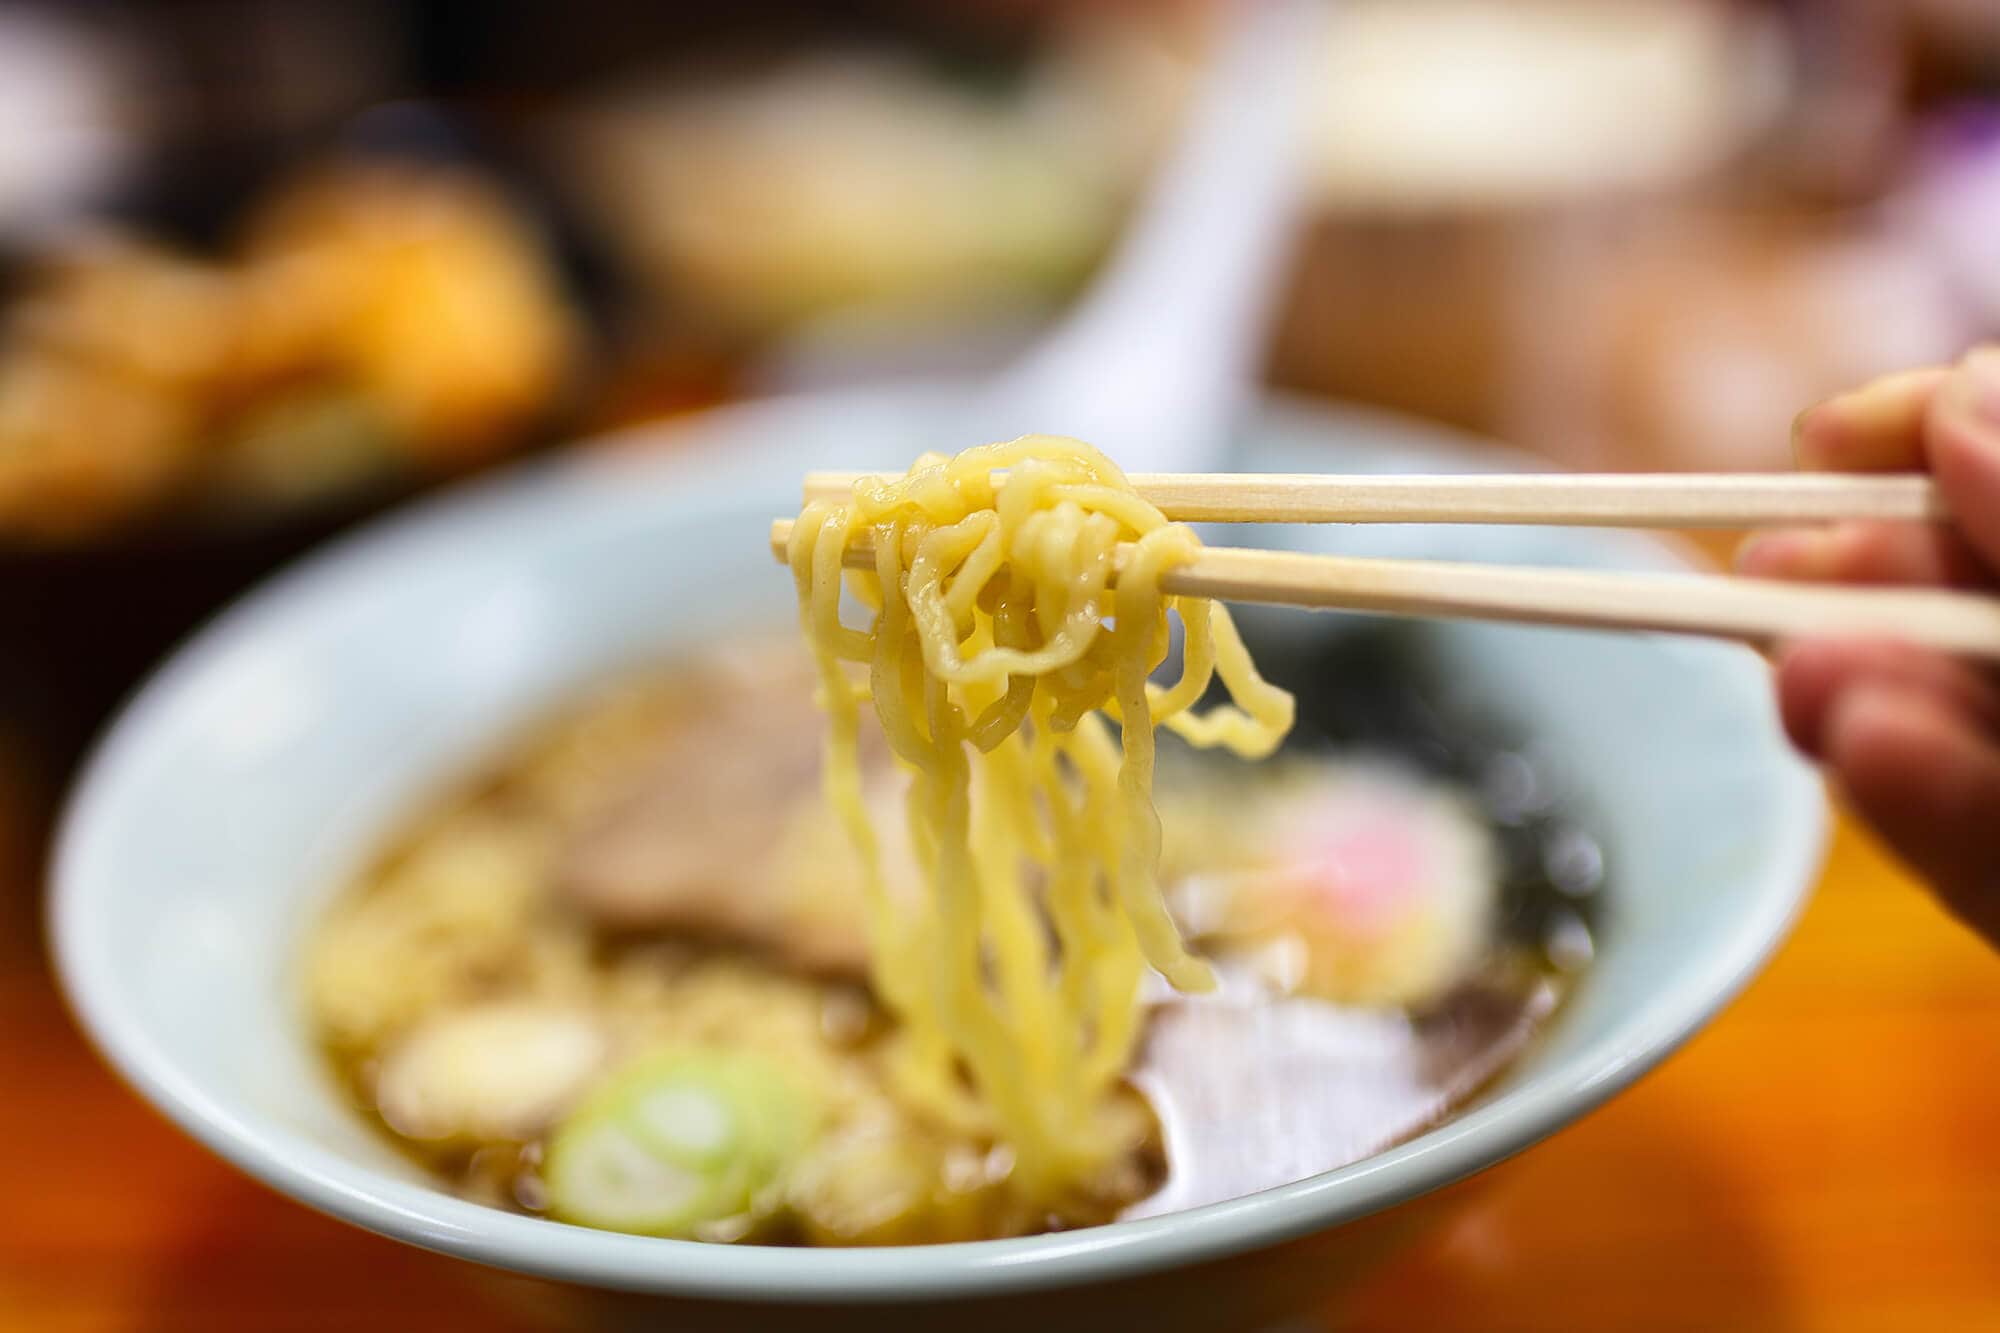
<box><xmin>975</xmin><ymin>0</ymin><xmax>1324</xmax><ymax>473</ymax></box>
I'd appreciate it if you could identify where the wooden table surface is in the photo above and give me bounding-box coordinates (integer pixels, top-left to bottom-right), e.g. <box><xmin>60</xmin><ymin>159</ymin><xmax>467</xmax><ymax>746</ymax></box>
<box><xmin>1</xmin><ymin>650</ymin><xmax>1995</xmax><ymax>1332</ymax></box>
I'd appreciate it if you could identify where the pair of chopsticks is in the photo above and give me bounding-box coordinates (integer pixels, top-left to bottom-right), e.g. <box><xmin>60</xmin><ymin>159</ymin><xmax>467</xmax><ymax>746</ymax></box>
<box><xmin>768</xmin><ymin>471</ymin><xmax>2000</xmax><ymax>661</ymax></box>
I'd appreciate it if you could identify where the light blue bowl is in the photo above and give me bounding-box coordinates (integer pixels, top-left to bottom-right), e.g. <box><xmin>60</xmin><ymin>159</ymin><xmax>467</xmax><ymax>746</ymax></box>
<box><xmin>51</xmin><ymin>387</ymin><xmax>1825</xmax><ymax>1330</ymax></box>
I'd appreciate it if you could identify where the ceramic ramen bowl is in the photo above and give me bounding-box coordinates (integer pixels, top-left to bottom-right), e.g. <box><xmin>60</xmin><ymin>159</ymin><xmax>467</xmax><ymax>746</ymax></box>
<box><xmin>52</xmin><ymin>385</ymin><xmax>1826</xmax><ymax>1330</ymax></box>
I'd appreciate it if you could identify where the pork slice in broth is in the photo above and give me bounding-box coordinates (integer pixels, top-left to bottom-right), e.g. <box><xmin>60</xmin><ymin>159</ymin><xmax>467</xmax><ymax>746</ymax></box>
<box><xmin>553</xmin><ymin>652</ymin><xmax>884</xmax><ymax>976</ymax></box>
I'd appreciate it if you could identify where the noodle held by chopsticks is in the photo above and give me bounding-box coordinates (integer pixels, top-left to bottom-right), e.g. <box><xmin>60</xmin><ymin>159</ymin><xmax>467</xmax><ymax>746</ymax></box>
<box><xmin>787</xmin><ymin>436</ymin><xmax>1293</xmax><ymax>1203</ymax></box>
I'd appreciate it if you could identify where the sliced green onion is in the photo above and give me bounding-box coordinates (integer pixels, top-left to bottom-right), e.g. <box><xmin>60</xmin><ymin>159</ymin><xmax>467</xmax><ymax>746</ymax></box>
<box><xmin>544</xmin><ymin>1048</ymin><xmax>821</xmax><ymax>1238</ymax></box>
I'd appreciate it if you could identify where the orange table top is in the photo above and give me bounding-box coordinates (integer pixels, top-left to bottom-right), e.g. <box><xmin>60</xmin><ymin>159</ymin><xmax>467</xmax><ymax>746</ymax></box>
<box><xmin>1</xmin><ymin>767</ymin><xmax>1994</xmax><ymax>1331</ymax></box>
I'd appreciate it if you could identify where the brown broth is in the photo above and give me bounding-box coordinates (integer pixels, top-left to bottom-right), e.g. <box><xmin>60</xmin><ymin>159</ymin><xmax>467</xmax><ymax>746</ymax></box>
<box><xmin>305</xmin><ymin>627</ymin><xmax>1596</xmax><ymax>1245</ymax></box>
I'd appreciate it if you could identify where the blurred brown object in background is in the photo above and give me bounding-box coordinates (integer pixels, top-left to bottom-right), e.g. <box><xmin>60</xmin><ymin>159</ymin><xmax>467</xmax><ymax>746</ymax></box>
<box><xmin>233</xmin><ymin>162</ymin><xmax>583</xmax><ymax>473</ymax></box>
<box><xmin>0</xmin><ymin>234</ymin><xmax>234</xmax><ymax>541</ymax></box>
<box><xmin>1501</xmin><ymin>208</ymin><xmax>1972</xmax><ymax>473</ymax></box>
<box><xmin>1500</xmin><ymin>102</ymin><xmax>2000</xmax><ymax>473</ymax></box>
<box><xmin>1273</xmin><ymin>216</ymin><xmax>1514</xmax><ymax>435</ymax></box>
<box><xmin>0</xmin><ymin>156</ymin><xmax>589</xmax><ymax>770</ymax></box>
<box><xmin>1267</xmin><ymin>0</ymin><xmax>1794</xmax><ymax>449</ymax></box>
<box><xmin>0</xmin><ymin>159</ymin><xmax>583</xmax><ymax>544</ymax></box>
<box><xmin>1904</xmin><ymin>0</ymin><xmax>2000</xmax><ymax>98</ymax></box>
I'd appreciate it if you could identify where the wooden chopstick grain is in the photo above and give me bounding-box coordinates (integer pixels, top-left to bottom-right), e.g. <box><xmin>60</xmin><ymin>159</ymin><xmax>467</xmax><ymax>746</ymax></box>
<box><xmin>768</xmin><ymin>517</ymin><xmax>2000</xmax><ymax>662</ymax></box>
<box><xmin>801</xmin><ymin>471</ymin><xmax>1943</xmax><ymax>529</ymax></box>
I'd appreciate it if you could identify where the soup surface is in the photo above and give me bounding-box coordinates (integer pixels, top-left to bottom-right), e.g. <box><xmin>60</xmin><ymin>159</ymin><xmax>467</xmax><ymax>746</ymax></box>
<box><xmin>305</xmin><ymin>626</ymin><xmax>1600</xmax><ymax>1244</ymax></box>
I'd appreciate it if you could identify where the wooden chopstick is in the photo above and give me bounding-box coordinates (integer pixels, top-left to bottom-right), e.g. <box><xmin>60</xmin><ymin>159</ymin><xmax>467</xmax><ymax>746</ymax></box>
<box><xmin>802</xmin><ymin>471</ymin><xmax>1944</xmax><ymax>528</ymax></box>
<box><xmin>767</xmin><ymin>518</ymin><xmax>2000</xmax><ymax>661</ymax></box>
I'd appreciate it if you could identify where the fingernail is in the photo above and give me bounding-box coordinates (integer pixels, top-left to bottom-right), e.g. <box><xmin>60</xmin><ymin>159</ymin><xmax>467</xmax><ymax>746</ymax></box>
<box><xmin>1789</xmin><ymin>404</ymin><xmax>1829</xmax><ymax>469</ymax></box>
<box><xmin>1792</xmin><ymin>404</ymin><xmax>1824</xmax><ymax>456</ymax></box>
<box><xmin>1791</xmin><ymin>400</ymin><xmax>1836</xmax><ymax>469</ymax></box>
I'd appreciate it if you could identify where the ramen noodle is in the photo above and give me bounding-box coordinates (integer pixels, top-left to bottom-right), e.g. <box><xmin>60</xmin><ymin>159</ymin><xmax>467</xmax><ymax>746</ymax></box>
<box><xmin>785</xmin><ymin>436</ymin><xmax>1295</xmax><ymax>1205</ymax></box>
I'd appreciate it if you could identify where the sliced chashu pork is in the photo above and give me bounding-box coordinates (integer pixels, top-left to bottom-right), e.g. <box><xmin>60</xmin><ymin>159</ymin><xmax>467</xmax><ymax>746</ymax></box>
<box><xmin>554</xmin><ymin>648</ymin><xmax>901</xmax><ymax>976</ymax></box>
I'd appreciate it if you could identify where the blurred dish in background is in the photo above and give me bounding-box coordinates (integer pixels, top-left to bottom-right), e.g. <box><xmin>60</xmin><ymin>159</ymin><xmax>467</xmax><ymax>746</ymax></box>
<box><xmin>0</xmin><ymin>158</ymin><xmax>582</xmax><ymax>544</ymax></box>
<box><xmin>550</xmin><ymin>15</ymin><xmax>1194</xmax><ymax>354</ymax></box>
<box><xmin>1269</xmin><ymin>0</ymin><xmax>1796</xmax><ymax>448</ymax></box>
<box><xmin>1506</xmin><ymin>103</ymin><xmax>2000</xmax><ymax>474</ymax></box>
<box><xmin>229</xmin><ymin>163</ymin><xmax>582</xmax><ymax>485</ymax></box>
<box><xmin>1265</xmin><ymin>0</ymin><xmax>2000</xmax><ymax>474</ymax></box>
<box><xmin>1300</xmin><ymin>0</ymin><xmax>1791</xmax><ymax>214</ymax></box>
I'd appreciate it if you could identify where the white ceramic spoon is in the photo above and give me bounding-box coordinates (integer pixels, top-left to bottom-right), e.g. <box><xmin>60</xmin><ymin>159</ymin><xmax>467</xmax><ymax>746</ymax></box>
<box><xmin>967</xmin><ymin>0</ymin><xmax>1323</xmax><ymax>474</ymax></box>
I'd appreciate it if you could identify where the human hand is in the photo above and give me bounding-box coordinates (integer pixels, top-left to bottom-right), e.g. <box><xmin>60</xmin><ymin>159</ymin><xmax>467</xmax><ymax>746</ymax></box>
<box><xmin>1737</xmin><ymin>347</ymin><xmax>2000</xmax><ymax>947</ymax></box>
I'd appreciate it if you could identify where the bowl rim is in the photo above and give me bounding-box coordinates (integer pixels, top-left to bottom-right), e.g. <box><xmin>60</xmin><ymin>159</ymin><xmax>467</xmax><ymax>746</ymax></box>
<box><xmin>50</xmin><ymin>386</ymin><xmax>1828</xmax><ymax>1302</ymax></box>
